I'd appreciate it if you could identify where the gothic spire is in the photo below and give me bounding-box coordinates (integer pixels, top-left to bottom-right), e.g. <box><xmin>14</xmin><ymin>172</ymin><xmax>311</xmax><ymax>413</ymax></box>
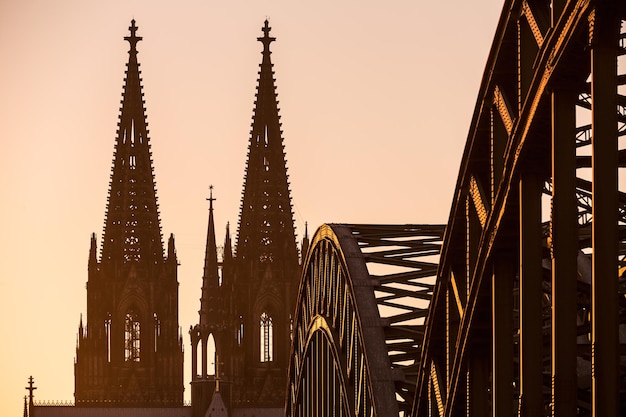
<box><xmin>301</xmin><ymin>221</ymin><xmax>310</xmax><ymax>262</ymax></box>
<box><xmin>204</xmin><ymin>186</ymin><xmax>218</xmax><ymax>275</ymax></box>
<box><xmin>76</xmin><ymin>21</ymin><xmax>183</xmax><ymax>406</ymax></box>
<box><xmin>223</xmin><ymin>222</ymin><xmax>232</xmax><ymax>265</ymax></box>
<box><xmin>235</xmin><ymin>20</ymin><xmax>298</xmax><ymax>264</ymax></box>
<box><xmin>88</xmin><ymin>233</ymin><xmax>97</xmax><ymax>270</ymax></box>
<box><xmin>200</xmin><ymin>186</ymin><xmax>220</xmax><ymax>327</ymax></box>
<box><xmin>101</xmin><ymin>20</ymin><xmax>163</xmax><ymax>266</ymax></box>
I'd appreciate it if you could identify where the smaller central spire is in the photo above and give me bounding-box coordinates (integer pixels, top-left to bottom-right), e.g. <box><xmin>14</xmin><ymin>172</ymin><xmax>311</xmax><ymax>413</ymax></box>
<box><xmin>257</xmin><ymin>20</ymin><xmax>275</xmax><ymax>53</ymax></box>
<box><xmin>124</xmin><ymin>19</ymin><xmax>142</xmax><ymax>53</ymax></box>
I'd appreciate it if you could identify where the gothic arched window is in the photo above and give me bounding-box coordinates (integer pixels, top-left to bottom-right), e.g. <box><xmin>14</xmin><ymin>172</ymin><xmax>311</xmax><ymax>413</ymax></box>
<box><xmin>260</xmin><ymin>312</ymin><xmax>273</xmax><ymax>362</ymax></box>
<box><xmin>207</xmin><ymin>333</ymin><xmax>216</xmax><ymax>375</ymax></box>
<box><xmin>124</xmin><ymin>310</ymin><xmax>141</xmax><ymax>362</ymax></box>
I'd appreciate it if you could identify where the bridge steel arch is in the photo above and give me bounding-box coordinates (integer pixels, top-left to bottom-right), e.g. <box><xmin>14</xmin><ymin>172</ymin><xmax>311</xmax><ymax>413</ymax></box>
<box><xmin>411</xmin><ymin>1</ymin><xmax>626</xmax><ymax>417</ymax></box>
<box><xmin>286</xmin><ymin>224</ymin><xmax>444</xmax><ymax>417</ymax></box>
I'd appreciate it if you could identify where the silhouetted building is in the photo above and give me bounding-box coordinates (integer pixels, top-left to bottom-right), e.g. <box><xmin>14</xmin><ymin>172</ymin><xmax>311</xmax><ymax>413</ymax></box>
<box><xmin>74</xmin><ymin>19</ymin><xmax>184</xmax><ymax>407</ymax></box>
<box><xmin>27</xmin><ymin>21</ymin><xmax>189</xmax><ymax>417</ymax></box>
<box><xmin>27</xmin><ymin>18</ymin><xmax>304</xmax><ymax>417</ymax></box>
<box><xmin>190</xmin><ymin>20</ymin><xmax>304</xmax><ymax>417</ymax></box>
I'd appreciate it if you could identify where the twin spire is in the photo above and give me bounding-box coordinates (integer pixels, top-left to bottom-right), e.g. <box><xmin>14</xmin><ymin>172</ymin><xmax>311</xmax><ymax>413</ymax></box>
<box><xmin>100</xmin><ymin>19</ymin><xmax>290</xmax><ymax>269</ymax></box>
<box><xmin>98</xmin><ymin>16</ymin><xmax>300</xmax><ymax>331</ymax></box>
<box><xmin>235</xmin><ymin>19</ymin><xmax>298</xmax><ymax>264</ymax></box>
<box><xmin>100</xmin><ymin>19</ymin><xmax>164</xmax><ymax>266</ymax></box>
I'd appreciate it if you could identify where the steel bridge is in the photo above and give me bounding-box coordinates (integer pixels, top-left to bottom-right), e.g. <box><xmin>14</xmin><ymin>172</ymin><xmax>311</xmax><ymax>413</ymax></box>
<box><xmin>286</xmin><ymin>224</ymin><xmax>445</xmax><ymax>416</ymax></box>
<box><xmin>286</xmin><ymin>0</ymin><xmax>626</xmax><ymax>416</ymax></box>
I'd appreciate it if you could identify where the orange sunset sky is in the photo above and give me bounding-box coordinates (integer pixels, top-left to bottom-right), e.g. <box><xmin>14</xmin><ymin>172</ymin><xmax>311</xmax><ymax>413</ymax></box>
<box><xmin>0</xmin><ymin>1</ymin><xmax>503</xmax><ymax>415</ymax></box>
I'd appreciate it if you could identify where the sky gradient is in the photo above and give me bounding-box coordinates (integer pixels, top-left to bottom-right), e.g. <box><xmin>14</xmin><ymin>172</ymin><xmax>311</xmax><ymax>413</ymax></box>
<box><xmin>0</xmin><ymin>1</ymin><xmax>503</xmax><ymax>414</ymax></box>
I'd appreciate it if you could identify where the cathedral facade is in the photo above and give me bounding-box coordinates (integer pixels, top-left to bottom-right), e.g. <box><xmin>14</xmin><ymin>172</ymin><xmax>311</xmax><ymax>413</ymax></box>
<box><xmin>28</xmin><ymin>18</ymin><xmax>303</xmax><ymax>417</ymax></box>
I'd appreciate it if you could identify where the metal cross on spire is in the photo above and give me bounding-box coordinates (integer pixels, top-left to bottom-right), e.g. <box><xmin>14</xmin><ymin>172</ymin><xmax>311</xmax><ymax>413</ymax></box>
<box><xmin>124</xmin><ymin>19</ymin><xmax>143</xmax><ymax>52</ymax></box>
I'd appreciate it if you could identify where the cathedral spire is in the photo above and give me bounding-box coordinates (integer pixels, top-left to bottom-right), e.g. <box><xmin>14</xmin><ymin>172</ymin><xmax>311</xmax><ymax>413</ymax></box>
<box><xmin>204</xmin><ymin>186</ymin><xmax>217</xmax><ymax>274</ymax></box>
<box><xmin>301</xmin><ymin>221</ymin><xmax>310</xmax><ymax>262</ymax></box>
<box><xmin>235</xmin><ymin>19</ymin><xmax>298</xmax><ymax>264</ymax></box>
<box><xmin>211</xmin><ymin>21</ymin><xmax>301</xmax><ymax>410</ymax></box>
<box><xmin>88</xmin><ymin>233</ymin><xmax>97</xmax><ymax>270</ymax></box>
<box><xmin>76</xmin><ymin>21</ymin><xmax>183</xmax><ymax>407</ymax></box>
<box><xmin>223</xmin><ymin>222</ymin><xmax>232</xmax><ymax>265</ymax></box>
<box><xmin>101</xmin><ymin>19</ymin><xmax>163</xmax><ymax>266</ymax></box>
<box><xmin>200</xmin><ymin>186</ymin><xmax>220</xmax><ymax>327</ymax></box>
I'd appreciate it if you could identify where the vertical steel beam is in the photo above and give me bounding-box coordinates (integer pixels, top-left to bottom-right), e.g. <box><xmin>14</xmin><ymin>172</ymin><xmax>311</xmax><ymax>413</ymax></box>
<box><xmin>470</xmin><ymin>349</ymin><xmax>491</xmax><ymax>416</ymax></box>
<box><xmin>465</xmin><ymin>367</ymin><xmax>470</xmax><ymax>417</ymax></box>
<box><xmin>550</xmin><ymin>89</ymin><xmax>578</xmax><ymax>417</ymax></box>
<box><xmin>492</xmin><ymin>257</ymin><xmax>514</xmax><ymax>417</ymax></box>
<box><xmin>519</xmin><ymin>172</ymin><xmax>544</xmax><ymax>417</ymax></box>
<box><xmin>447</xmin><ymin>277</ymin><xmax>454</xmax><ymax>388</ymax></box>
<box><xmin>590</xmin><ymin>7</ymin><xmax>619</xmax><ymax>416</ymax></box>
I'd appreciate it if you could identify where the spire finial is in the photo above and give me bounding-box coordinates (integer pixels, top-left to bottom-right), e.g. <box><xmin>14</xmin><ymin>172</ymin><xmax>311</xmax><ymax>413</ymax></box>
<box><xmin>124</xmin><ymin>19</ymin><xmax>142</xmax><ymax>52</ymax></box>
<box><xmin>207</xmin><ymin>185</ymin><xmax>216</xmax><ymax>211</ymax></box>
<box><xmin>25</xmin><ymin>376</ymin><xmax>36</xmax><ymax>406</ymax></box>
<box><xmin>257</xmin><ymin>19</ymin><xmax>275</xmax><ymax>53</ymax></box>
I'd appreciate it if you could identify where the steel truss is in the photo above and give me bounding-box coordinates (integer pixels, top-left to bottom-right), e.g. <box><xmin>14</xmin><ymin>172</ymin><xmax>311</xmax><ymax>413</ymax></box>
<box><xmin>412</xmin><ymin>1</ymin><xmax>626</xmax><ymax>416</ymax></box>
<box><xmin>286</xmin><ymin>224</ymin><xmax>444</xmax><ymax>417</ymax></box>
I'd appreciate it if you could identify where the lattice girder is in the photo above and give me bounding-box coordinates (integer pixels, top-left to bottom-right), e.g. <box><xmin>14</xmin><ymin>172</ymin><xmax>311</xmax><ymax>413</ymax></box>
<box><xmin>412</xmin><ymin>1</ymin><xmax>626</xmax><ymax>416</ymax></box>
<box><xmin>286</xmin><ymin>224</ymin><xmax>444</xmax><ymax>417</ymax></box>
